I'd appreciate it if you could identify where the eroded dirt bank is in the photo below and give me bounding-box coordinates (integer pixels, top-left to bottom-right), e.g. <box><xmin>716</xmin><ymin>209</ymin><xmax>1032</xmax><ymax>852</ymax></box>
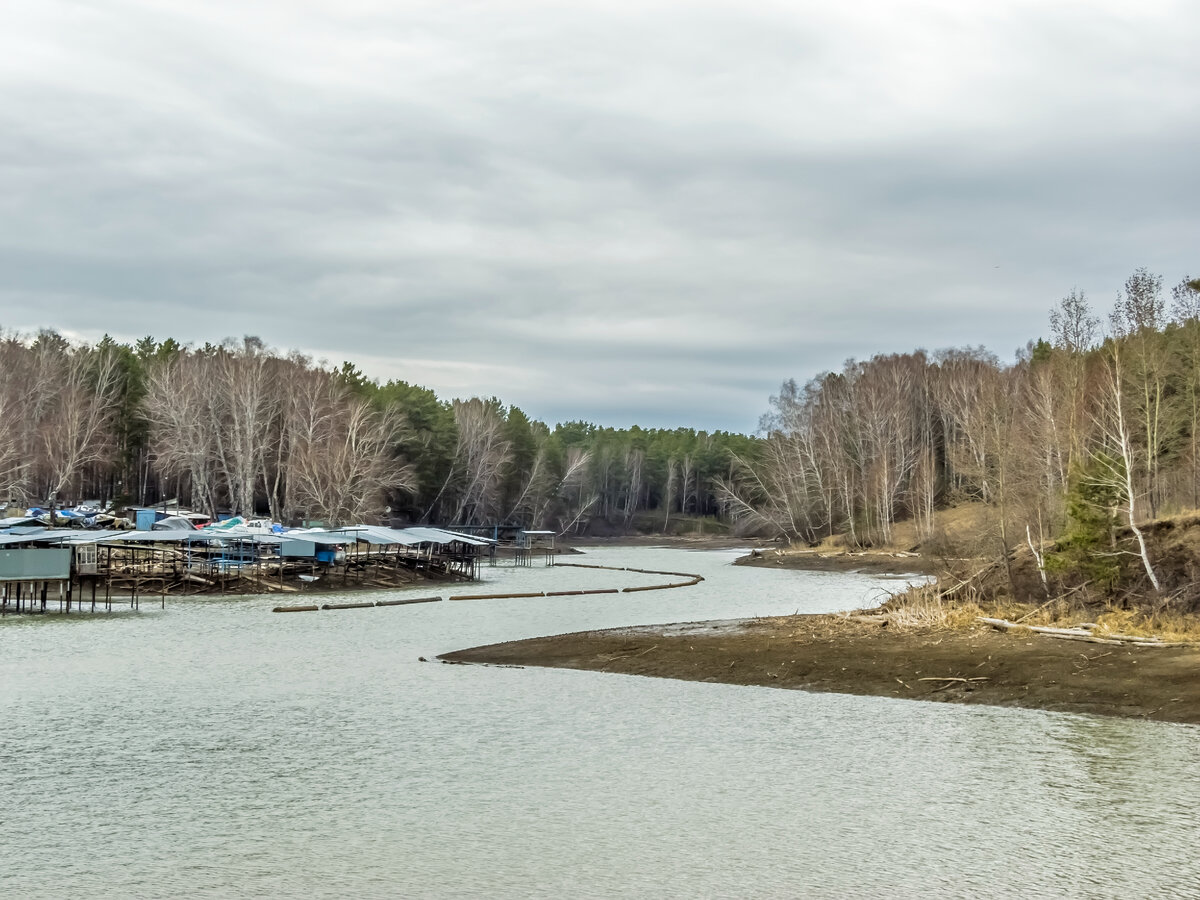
<box><xmin>440</xmin><ymin>615</ymin><xmax>1200</xmax><ymax>724</ymax></box>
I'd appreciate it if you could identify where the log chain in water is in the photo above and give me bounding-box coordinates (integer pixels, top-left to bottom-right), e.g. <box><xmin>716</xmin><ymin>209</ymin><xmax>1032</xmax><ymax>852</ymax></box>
<box><xmin>271</xmin><ymin>564</ymin><xmax>704</xmax><ymax>613</ymax></box>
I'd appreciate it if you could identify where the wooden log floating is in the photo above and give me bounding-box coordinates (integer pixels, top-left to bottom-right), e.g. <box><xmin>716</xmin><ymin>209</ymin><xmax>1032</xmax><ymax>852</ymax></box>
<box><xmin>554</xmin><ymin>563</ymin><xmax>627</xmax><ymax>571</ymax></box>
<box><xmin>375</xmin><ymin>596</ymin><xmax>442</xmax><ymax>606</ymax></box>
<box><xmin>544</xmin><ymin>590</ymin><xmax>584</xmax><ymax>596</ymax></box>
<box><xmin>273</xmin><ymin>605</ymin><xmax>320</xmax><ymax>613</ymax></box>
<box><xmin>625</xmin><ymin>568</ymin><xmax>705</xmax><ymax>581</ymax></box>
<box><xmin>575</xmin><ymin>588</ymin><xmax>621</xmax><ymax>595</ymax></box>
<box><xmin>621</xmin><ymin>582</ymin><xmax>691</xmax><ymax>593</ymax></box>
<box><xmin>554</xmin><ymin>562</ymin><xmax>703</xmax><ymax>581</ymax></box>
<box><xmin>321</xmin><ymin>601</ymin><xmax>376</xmax><ymax>610</ymax></box>
<box><xmin>447</xmin><ymin>591</ymin><xmax>546</xmax><ymax>601</ymax></box>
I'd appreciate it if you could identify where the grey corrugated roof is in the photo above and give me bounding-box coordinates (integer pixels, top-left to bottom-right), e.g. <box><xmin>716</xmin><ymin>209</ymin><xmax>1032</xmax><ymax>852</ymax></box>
<box><xmin>100</xmin><ymin>530</ymin><xmax>210</xmax><ymax>543</ymax></box>
<box><xmin>52</xmin><ymin>530</ymin><xmax>130</xmax><ymax>544</ymax></box>
<box><xmin>98</xmin><ymin>530</ymin><xmax>282</xmax><ymax>545</ymax></box>
<box><xmin>399</xmin><ymin>527</ymin><xmax>492</xmax><ymax>546</ymax></box>
<box><xmin>0</xmin><ymin>528</ymin><xmax>86</xmax><ymax>544</ymax></box>
<box><xmin>280</xmin><ymin>532</ymin><xmax>354</xmax><ymax>546</ymax></box>
<box><xmin>16</xmin><ymin>529</ymin><xmax>84</xmax><ymax>544</ymax></box>
<box><xmin>330</xmin><ymin>526</ymin><xmax>426</xmax><ymax>546</ymax></box>
<box><xmin>0</xmin><ymin>533</ymin><xmax>48</xmax><ymax>546</ymax></box>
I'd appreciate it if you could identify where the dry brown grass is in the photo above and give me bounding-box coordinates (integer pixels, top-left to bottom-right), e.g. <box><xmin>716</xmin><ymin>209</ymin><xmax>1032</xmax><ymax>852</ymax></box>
<box><xmin>884</xmin><ymin>580</ymin><xmax>1200</xmax><ymax>642</ymax></box>
<box><xmin>877</xmin><ymin>582</ymin><xmax>985</xmax><ymax>631</ymax></box>
<box><xmin>1089</xmin><ymin>608</ymin><xmax>1200</xmax><ymax>642</ymax></box>
<box><xmin>820</xmin><ymin>502</ymin><xmax>993</xmax><ymax>555</ymax></box>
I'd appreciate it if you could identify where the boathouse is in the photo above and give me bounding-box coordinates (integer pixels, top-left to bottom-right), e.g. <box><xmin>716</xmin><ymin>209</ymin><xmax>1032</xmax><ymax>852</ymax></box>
<box><xmin>0</xmin><ymin>538</ymin><xmax>71</xmax><ymax>614</ymax></box>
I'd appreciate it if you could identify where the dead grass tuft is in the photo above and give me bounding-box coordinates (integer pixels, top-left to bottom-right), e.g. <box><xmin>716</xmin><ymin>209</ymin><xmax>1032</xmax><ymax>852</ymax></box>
<box><xmin>880</xmin><ymin>582</ymin><xmax>984</xmax><ymax>631</ymax></box>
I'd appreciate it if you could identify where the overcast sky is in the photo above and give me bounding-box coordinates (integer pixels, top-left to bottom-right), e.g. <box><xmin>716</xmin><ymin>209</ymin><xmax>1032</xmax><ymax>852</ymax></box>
<box><xmin>2</xmin><ymin>1</ymin><xmax>1198</xmax><ymax>432</ymax></box>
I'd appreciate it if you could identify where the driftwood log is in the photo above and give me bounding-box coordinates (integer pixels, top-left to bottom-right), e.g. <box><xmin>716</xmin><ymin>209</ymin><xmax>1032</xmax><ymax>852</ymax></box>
<box><xmin>978</xmin><ymin>617</ymin><xmax>1197</xmax><ymax>648</ymax></box>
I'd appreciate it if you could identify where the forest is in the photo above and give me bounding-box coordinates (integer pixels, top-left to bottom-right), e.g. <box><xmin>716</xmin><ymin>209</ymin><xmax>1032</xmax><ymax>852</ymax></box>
<box><xmin>0</xmin><ymin>331</ymin><xmax>755</xmax><ymax>532</ymax></box>
<box><xmin>722</xmin><ymin>268</ymin><xmax>1200</xmax><ymax>598</ymax></box>
<box><xmin>4</xmin><ymin>267</ymin><xmax>1196</xmax><ymax>557</ymax></box>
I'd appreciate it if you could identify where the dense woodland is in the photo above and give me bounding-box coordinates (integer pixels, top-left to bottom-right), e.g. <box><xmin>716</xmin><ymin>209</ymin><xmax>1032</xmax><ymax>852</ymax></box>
<box><xmin>0</xmin><ymin>332</ymin><xmax>754</xmax><ymax>531</ymax></box>
<box><xmin>4</xmin><ymin>267</ymin><xmax>1196</xmax><ymax>562</ymax></box>
<box><xmin>722</xmin><ymin>269</ymin><xmax>1200</xmax><ymax>596</ymax></box>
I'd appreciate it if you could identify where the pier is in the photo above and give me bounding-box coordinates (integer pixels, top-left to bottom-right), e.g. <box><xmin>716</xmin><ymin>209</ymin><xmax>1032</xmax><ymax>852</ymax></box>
<box><xmin>0</xmin><ymin>525</ymin><xmax>495</xmax><ymax>614</ymax></box>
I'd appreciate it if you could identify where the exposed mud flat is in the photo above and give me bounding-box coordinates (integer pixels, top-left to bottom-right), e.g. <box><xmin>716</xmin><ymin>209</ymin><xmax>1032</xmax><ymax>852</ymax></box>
<box><xmin>441</xmin><ymin>614</ymin><xmax>1200</xmax><ymax>724</ymax></box>
<box><xmin>733</xmin><ymin>547</ymin><xmax>942</xmax><ymax>576</ymax></box>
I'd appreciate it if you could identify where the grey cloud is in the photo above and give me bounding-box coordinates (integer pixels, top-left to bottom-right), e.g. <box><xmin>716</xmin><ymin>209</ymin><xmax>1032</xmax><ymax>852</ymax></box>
<box><xmin>2</xmin><ymin>1</ymin><xmax>1199</xmax><ymax>431</ymax></box>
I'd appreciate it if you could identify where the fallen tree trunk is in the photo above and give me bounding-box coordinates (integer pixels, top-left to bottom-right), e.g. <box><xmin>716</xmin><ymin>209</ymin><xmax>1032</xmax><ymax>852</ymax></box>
<box><xmin>977</xmin><ymin>617</ymin><xmax>1195</xmax><ymax>647</ymax></box>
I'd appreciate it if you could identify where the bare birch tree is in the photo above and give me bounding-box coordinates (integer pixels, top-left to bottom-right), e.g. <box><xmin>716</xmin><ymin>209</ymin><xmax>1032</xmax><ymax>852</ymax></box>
<box><xmin>1109</xmin><ymin>269</ymin><xmax>1173</xmax><ymax>518</ymax></box>
<box><xmin>209</xmin><ymin>338</ymin><xmax>276</xmax><ymax>516</ymax></box>
<box><xmin>143</xmin><ymin>353</ymin><xmax>220</xmax><ymax>515</ymax></box>
<box><xmin>38</xmin><ymin>343</ymin><xmax>123</xmax><ymax>499</ymax></box>
<box><xmin>448</xmin><ymin>398</ymin><xmax>511</xmax><ymax>525</ymax></box>
<box><xmin>1094</xmin><ymin>340</ymin><xmax>1160</xmax><ymax>591</ymax></box>
<box><xmin>1049</xmin><ymin>289</ymin><xmax>1098</xmax><ymax>471</ymax></box>
<box><xmin>286</xmin><ymin>375</ymin><xmax>411</xmax><ymax>525</ymax></box>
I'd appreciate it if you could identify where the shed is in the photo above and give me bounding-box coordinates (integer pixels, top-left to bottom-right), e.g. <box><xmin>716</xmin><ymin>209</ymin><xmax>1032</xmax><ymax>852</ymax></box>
<box><xmin>0</xmin><ymin>548</ymin><xmax>71</xmax><ymax>582</ymax></box>
<box><xmin>517</xmin><ymin>530</ymin><xmax>556</xmax><ymax>550</ymax></box>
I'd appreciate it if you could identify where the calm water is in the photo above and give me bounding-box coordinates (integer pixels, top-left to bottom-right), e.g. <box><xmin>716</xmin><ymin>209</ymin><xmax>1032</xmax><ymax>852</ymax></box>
<box><xmin>2</xmin><ymin>547</ymin><xmax>1198</xmax><ymax>899</ymax></box>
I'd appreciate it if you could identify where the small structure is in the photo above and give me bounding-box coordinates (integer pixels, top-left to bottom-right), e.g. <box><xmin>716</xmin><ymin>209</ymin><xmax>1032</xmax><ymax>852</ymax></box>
<box><xmin>515</xmin><ymin>530</ymin><xmax>557</xmax><ymax>567</ymax></box>
<box><xmin>0</xmin><ymin>520</ymin><xmax>498</xmax><ymax>614</ymax></box>
<box><xmin>0</xmin><ymin>545</ymin><xmax>71</xmax><ymax>614</ymax></box>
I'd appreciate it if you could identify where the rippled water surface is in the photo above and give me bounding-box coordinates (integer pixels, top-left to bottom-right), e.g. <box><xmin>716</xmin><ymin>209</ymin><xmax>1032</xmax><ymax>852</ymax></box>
<box><xmin>2</xmin><ymin>547</ymin><xmax>1198</xmax><ymax>898</ymax></box>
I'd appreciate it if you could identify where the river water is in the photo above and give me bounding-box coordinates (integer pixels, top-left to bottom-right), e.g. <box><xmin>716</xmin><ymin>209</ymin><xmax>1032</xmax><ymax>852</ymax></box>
<box><xmin>2</xmin><ymin>547</ymin><xmax>1198</xmax><ymax>898</ymax></box>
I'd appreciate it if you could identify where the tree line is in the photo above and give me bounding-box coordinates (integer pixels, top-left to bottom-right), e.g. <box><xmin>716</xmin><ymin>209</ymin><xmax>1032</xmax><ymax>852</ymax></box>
<box><xmin>724</xmin><ymin>269</ymin><xmax>1200</xmax><ymax>596</ymax></box>
<box><xmin>0</xmin><ymin>332</ymin><xmax>755</xmax><ymax>531</ymax></box>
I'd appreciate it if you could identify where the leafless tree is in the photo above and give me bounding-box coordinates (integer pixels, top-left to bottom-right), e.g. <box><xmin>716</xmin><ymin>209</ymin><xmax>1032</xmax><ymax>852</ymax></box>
<box><xmin>447</xmin><ymin>398</ymin><xmax>511</xmax><ymax>525</ymax></box>
<box><xmin>143</xmin><ymin>353</ymin><xmax>220</xmax><ymax>515</ymax></box>
<box><xmin>37</xmin><ymin>342</ymin><xmax>123</xmax><ymax>500</ymax></box>
<box><xmin>286</xmin><ymin>376</ymin><xmax>411</xmax><ymax>525</ymax></box>
<box><xmin>208</xmin><ymin>338</ymin><xmax>277</xmax><ymax>516</ymax></box>
<box><xmin>545</xmin><ymin>447</ymin><xmax>596</xmax><ymax>533</ymax></box>
<box><xmin>1048</xmin><ymin>290</ymin><xmax>1099</xmax><ymax>471</ymax></box>
<box><xmin>1050</xmin><ymin>289</ymin><xmax>1099</xmax><ymax>354</ymax></box>
<box><xmin>1109</xmin><ymin>269</ymin><xmax>1174</xmax><ymax>517</ymax></box>
<box><xmin>1094</xmin><ymin>341</ymin><xmax>1160</xmax><ymax>591</ymax></box>
<box><xmin>622</xmin><ymin>447</ymin><xmax>644</xmax><ymax>530</ymax></box>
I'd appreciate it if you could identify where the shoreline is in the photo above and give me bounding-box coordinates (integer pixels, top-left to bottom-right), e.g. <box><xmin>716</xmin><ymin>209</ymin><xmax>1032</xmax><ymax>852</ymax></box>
<box><xmin>440</xmin><ymin>614</ymin><xmax>1200</xmax><ymax>724</ymax></box>
<box><xmin>731</xmin><ymin>546</ymin><xmax>944</xmax><ymax>576</ymax></box>
<box><xmin>567</xmin><ymin>536</ymin><xmax>946</xmax><ymax>575</ymax></box>
<box><xmin>565</xmin><ymin>534</ymin><xmax>749</xmax><ymax>550</ymax></box>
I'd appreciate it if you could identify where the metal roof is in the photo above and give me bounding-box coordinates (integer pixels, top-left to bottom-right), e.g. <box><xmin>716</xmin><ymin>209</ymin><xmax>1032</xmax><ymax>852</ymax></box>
<box><xmin>279</xmin><ymin>532</ymin><xmax>354</xmax><ymax>546</ymax></box>
<box><xmin>51</xmin><ymin>530</ymin><xmax>128</xmax><ymax>544</ymax></box>
<box><xmin>329</xmin><ymin>526</ymin><xmax>425</xmax><ymax>546</ymax></box>
<box><xmin>398</xmin><ymin>527</ymin><xmax>493</xmax><ymax>547</ymax></box>
<box><xmin>96</xmin><ymin>530</ymin><xmax>284</xmax><ymax>545</ymax></box>
<box><xmin>426</xmin><ymin>527</ymin><xmax>494</xmax><ymax>546</ymax></box>
<box><xmin>0</xmin><ymin>533</ymin><xmax>49</xmax><ymax>546</ymax></box>
<box><xmin>0</xmin><ymin>529</ymin><xmax>84</xmax><ymax>545</ymax></box>
<box><xmin>0</xmin><ymin>517</ymin><xmax>47</xmax><ymax>528</ymax></box>
<box><xmin>20</xmin><ymin>529</ymin><xmax>83</xmax><ymax>543</ymax></box>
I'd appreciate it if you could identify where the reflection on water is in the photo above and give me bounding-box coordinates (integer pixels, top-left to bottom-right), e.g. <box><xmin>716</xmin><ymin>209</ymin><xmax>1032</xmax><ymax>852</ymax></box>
<box><xmin>2</xmin><ymin>547</ymin><xmax>1198</xmax><ymax>898</ymax></box>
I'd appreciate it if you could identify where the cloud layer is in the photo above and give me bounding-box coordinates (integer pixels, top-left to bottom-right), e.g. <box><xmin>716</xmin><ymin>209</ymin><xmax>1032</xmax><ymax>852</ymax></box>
<box><xmin>3</xmin><ymin>1</ymin><xmax>1198</xmax><ymax>431</ymax></box>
